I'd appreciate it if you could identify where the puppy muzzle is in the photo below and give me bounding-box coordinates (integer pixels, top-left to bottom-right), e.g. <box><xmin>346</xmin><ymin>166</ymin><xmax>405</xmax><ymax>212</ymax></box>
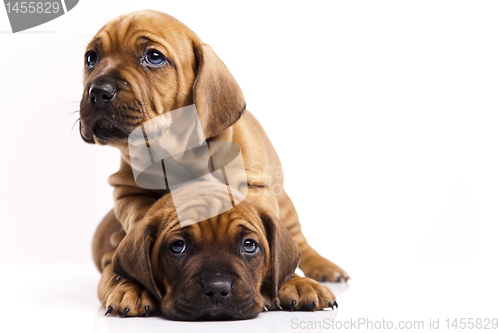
<box><xmin>79</xmin><ymin>77</ymin><xmax>143</xmax><ymax>143</ymax></box>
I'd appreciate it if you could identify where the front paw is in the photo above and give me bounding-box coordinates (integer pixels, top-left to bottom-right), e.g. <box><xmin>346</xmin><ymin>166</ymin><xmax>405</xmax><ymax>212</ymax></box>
<box><xmin>104</xmin><ymin>279</ymin><xmax>159</xmax><ymax>317</ymax></box>
<box><xmin>274</xmin><ymin>275</ymin><xmax>337</xmax><ymax>311</ymax></box>
<box><xmin>301</xmin><ymin>256</ymin><xmax>350</xmax><ymax>282</ymax></box>
<box><xmin>98</xmin><ymin>265</ymin><xmax>159</xmax><ymax>317</ymax></box>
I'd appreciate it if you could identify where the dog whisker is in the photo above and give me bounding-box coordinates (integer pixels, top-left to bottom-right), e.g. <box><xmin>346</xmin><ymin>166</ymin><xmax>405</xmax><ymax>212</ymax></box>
<box><xmin>61</xmin><ymin>103</ymin><xmax>81</xmax><ymax>108</ymax></box>
<box><xmin>71</xmin><ymin>118</ymin><xmax>80</xmax><ymax>135</ymax></box>
<box><xmin>61</xmin><ymin>110</ymin><xmax>80</xmax><ymax>121</ymax></box>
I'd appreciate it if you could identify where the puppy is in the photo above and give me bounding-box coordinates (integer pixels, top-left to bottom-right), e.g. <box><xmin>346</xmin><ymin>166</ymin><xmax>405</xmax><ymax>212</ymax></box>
<box><xmin>93</xmin><ymin>182</ymin><xmax>337</xmax><ymax>319</ymax></box>
<box><xmin>81</xmin><ymin>10</ymin><xmax>349</xmax><ymax>318</ymax></box>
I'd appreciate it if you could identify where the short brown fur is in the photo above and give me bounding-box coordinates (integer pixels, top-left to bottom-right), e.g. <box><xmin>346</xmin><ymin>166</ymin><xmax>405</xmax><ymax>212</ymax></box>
<box><xmin>82</xmin><ymin>10</ymin><xmax>348</xmax><ymax>319</ymax></box>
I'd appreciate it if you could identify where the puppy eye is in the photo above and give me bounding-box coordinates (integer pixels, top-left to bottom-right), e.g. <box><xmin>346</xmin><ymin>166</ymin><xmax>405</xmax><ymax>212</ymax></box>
<box><xmin>170</xmin><ymin>240</ymin><xmax>186</xmax><ymax>254</ymax></box>
<box><xmin>242</xmin><ymin>239</ymin><xmax>258</xmax><ymax>254</ymax></box>
<box><xmin>85</xmin><ymin>51</ymin><xmax>98</xmax><ymax>68</ymax></box>
<box><xmin>144</xmin><ymin>50</ymin><xmax>166</xmax><ymax>66</ymax></box>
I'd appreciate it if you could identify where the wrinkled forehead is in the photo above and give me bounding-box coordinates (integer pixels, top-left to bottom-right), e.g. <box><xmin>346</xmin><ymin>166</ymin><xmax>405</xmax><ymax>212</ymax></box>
<box><xmin>88</xmin><ymin>11</ymin><xmax>196</xmax><ymax>58</ymax></box>
<box><xmin>168</xmin><ymin>204</ymin><xmax>267</xmax><ymax>242</ymax></box>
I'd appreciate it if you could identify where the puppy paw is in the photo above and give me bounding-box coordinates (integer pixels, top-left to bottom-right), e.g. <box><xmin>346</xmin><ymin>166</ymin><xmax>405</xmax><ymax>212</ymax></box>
<box><xmin>98</xmin><ymin>265</ymin><xmax>159</xmax><ymax>317</ymax></box>
<box><xmin>275</xmin><ymin>275</ymin><xmax>337</xmax><ymax>311</ymax></box>
<box><xmin>300</xmin><ymin>256</ymin><xmax>350</xmax><ymax>282</ymax></box>
<box><xmin>105</xmin><ymin>279</ymin><xmax>159</xmax><ymax>317</ymax></box>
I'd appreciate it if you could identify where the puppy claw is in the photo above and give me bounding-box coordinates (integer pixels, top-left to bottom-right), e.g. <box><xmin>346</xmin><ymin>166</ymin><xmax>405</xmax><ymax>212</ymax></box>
<box><xmin>278</xmin><ymin>275</ymin><xmax>336</xmax><ymax>311</ymax></box>
<box><xmin>334</xmin><ymin>301</ymin><xmax>338</xmax><ymax>309</ymax></box>
<box><xmin>99</xmin><ymin>265</ymin><xmax>159</xmax><ymax>318</ymax></box>
<box><xmin>274</xmin><ymin>300</ymin><xmax>283</xmax><ymax>310</ymax></box>
<box><xmin>105</xmin><ymin>306</ymin><xmax>113</xmax><ymax>315</ymax></box>
<box><xmin>263</xmin><ymin>306</ymin><xmax>268</xmax><ymax>312</ymax></box>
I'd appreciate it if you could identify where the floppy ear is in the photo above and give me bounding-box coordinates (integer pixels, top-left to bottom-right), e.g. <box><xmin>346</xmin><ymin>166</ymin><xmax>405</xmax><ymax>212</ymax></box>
<box><xmin>192</xmin><ymin>42</ymin><xmax>246</xmax><ymax>140</ymax></box>
<box><xmin>260</xmin><ymin>209</ymin><xmax>301</xmax><ymax>302</ymax></box>
<box><xmin>112</xmin><ymin>219</ymin><xmax>162</xmax><ymax>301</ymax></box>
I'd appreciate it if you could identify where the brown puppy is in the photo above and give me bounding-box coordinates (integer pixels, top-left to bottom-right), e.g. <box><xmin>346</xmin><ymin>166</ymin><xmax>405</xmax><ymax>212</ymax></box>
<box><xmin>81</xmin><ymin>10</ymin><xmax>349</xmax><ymax>318</ymax></box>
<box><xmin>93</xmin><ymin>182</ymin><xmax>336</xmax><ymax>319</ymax></box>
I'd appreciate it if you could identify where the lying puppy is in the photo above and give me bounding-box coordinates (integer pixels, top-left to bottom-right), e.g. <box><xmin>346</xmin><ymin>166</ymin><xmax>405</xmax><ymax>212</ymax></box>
<box><xmin>93</xmin><ymin>182</ymin><xmax>336</xmax><ymax>319</ymax></box>
<box><xmin>81</xmin><ymin>10</ymin><xmax>349</xmax><ymax>319</ymax></box>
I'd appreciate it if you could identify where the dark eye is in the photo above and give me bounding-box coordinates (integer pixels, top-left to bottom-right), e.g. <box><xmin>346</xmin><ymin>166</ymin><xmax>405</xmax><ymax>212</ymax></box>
<box><xmin>170</xmin><ymin>240</ymin><xmax>186</xmax><ymax>253</ymax></box>
<box><xmin>242</xmin><ymin>239</ymin><xmax>258</xmax><ymax>254</ymax></box>
<box><xmin>145</xmin><ymin>50</ymin><xmax>166</xmax><ymax>66</ymax></box>
<box><xmin>85</xmin><ymin>51</ymin><xmax>98</xmax><ymax>68</ymax></box>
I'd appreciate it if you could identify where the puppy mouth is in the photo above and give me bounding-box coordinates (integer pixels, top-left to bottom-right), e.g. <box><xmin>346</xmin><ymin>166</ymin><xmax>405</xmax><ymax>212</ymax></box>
<box><xmin>169</xmin><ymin>293</ymin><xmax>261</xmax><ymax>321</ymax></box>
<box><xmin>80</xmin><ymin>117</ymin><xmax>132</xmax><ymax>144</ymax></box>
<box><xmin>79</xmin><ymin>80</ymin><xmax>144</xmax><ymax>144</ymax></box>
<box><xmin>199</xmin><ymin>304</ymin><xmax>261</xmax><ymax>321</ymax></box>
<box><xmin>172</xmin><ymin>306</ymin><xmax>260</xmax><ymax>321</ymax></box>
<box><xmin>93</xmin><ymin>119</ymin><xmax>129</xmax><ymax>141</ymax></box>
<box><xmin>196</xmin><ymin>312</ymin><xmax>243</xmax><ymax>321</ymax></box>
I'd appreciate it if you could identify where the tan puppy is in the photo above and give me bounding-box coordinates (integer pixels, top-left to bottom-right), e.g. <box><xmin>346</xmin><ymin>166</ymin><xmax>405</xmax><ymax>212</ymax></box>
<box><xmin>93</xmin><ymin>182</ymin><xmax>336</xmax><ymax>319</ymax></box>
<box><xmin>81</xmin><ymin>10</ymin><xmax>349</xmax><ymax>318</ymax></box>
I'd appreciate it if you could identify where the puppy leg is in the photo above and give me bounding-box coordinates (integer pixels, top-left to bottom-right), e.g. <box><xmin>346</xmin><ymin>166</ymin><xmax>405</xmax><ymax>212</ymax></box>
<box><xmin>98</xmin><ymin>254</ymin><xmax>159</xmax><ymax>317</ymax></box>
<box><xmin>275</xmin><ymin>274</ymin><xmax>337</xmax><ymax>311</ymax></box>
<box><xmin>93</xmin><ymin>210</ymin><xmax>159</xmax><ymax>317</ymax></box>
<box><xmin>277</xmin><ymin>191</ymin><xmax>350</xmax><ymax>282</ymax></box>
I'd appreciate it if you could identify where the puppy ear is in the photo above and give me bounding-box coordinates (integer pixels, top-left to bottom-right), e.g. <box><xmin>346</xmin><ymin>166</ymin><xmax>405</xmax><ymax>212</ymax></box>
<box><xmin>192</xmin><ymin>42</ymin><xmax>246</xmax><ymax>140</ymax></box>
<box><xmin>260</xmin><ymin>210</ymin><xmax>300</xmax><ymax>302</ymax></box>
<box><xmin>112</xmin><ymin>219</ymin><xmax>162</xmax><ymax>301</ymax></box>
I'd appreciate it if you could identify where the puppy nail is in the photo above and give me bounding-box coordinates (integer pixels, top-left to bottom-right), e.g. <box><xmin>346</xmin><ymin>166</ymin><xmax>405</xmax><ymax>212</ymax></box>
<box><xmin>328</xmin><ymin>302</ymin><xmax>334</xmax><ymax>310</ymax></box>
<box><xmin>105</xmin><ymin>306</ymin><xmax>113</xmax><ymax>315</ymax></box>
<box><xmin>145</xmin><ymin>305</ymin><xmax>150</xmax><ymax>317</ymax></box>
<box><xmin>122</xmin><ymin>308</ymin><xmax>130</xmax><ymax>317</ymax></box>
<box><xmin>263</xmin><ymin>306</ymin><xmax>268</xmax><ymax>312</ymax></box>
<box><xmin>311</xmin><ymin>300</ymin><xmax>317</xmax><ymax>311</ymax></box>
<box><xmin>274</xmin><ymin>300</ymin><xmax>282</xmax><ymax>310</ymax></box>
<box><xmin>334</xmin><ymin>301</ymin><xmax>339</xmax><ymax>309</ymax></box>
<box><xmin>290</xmin><ymin>300</ymin><xmax>297</xmax><ymax>311</ymax></box>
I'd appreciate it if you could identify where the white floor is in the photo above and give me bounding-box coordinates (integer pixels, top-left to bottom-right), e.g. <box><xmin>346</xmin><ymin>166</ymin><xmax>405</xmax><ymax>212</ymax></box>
<box><xmin>1</xmin><ymin>259</ymin><xmax>498</xmax><ymax>333</ymax></box>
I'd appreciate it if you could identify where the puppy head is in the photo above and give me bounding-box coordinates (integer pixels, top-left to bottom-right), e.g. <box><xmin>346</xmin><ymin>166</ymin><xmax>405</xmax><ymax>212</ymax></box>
<box><xmin>79</xmin><ymin>10</ymin><xmax>245</xmax><ymax>145</ymax></box>
<box><xmin>112</xmin><ymin>185</ymin><xmax>300</xmax><ymax>320</ymax></box>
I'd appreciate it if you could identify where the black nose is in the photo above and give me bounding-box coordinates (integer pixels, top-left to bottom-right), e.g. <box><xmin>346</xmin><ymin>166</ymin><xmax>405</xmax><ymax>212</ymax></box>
<box><xmin>201</xmin><ymin>281</ymin><xmax>231</xmax><ymax>302</ymax></box>
<box><xmin>89</xmin><ymin>83</ymin><xmax>116</xmax><ymax>109</ymax></box>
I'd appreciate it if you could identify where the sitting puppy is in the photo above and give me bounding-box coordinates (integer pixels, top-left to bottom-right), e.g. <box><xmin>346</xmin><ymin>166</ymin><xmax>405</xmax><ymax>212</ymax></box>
<box><xmin>80</xmin><ymin>10</ymin><xmax>349</xmax><ymax>319</ymax></box>
<box><xmin>93</xmin><ymin>182</ymin><xmax>336</xmax><ymax>319</ymax></box>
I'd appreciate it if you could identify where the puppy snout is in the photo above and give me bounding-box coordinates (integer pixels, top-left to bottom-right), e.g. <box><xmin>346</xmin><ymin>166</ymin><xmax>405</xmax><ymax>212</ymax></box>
<box><xmin>89</xmin><ymin>82</ymin><xmax>116</xmax><ymax>109</ymax></box>
<box><xmin>201</xmin><ymin>280</ymin><xmax>231</xmax><ymax>302</ymax></box>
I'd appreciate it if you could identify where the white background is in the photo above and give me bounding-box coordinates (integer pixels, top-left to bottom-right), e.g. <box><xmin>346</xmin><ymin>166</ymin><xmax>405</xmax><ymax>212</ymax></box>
<box><xmin>1</xmin><ymin>1</ymin><xmax>499</xmax><ymax>332</ymax></box>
